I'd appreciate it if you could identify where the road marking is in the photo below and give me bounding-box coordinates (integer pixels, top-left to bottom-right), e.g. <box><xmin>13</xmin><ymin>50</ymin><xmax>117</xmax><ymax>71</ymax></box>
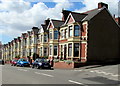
<box><xmin>94</xmin><ymin>70</ymin><xmax>106</xmax><ymax>74</ymax></box>
<box><xmin>90</xmin><ymin>71</ymin><xmax>95</xmax><ymax>73</ymax></box>
<box><xmin>74</xmin><ymin>70</ymin><xmax>83</xmax><ymax>71</ymax></box>
<box><xmin>35</xmin><ymin>72</ymin><xmax>54</xmax><ymax>77</ymax></box>
<box><xmin>18</xmin><ymin>69</ymin><xmax>28</xmax><ymax>72</ymax></box>
<box><xmin>111</xmin><ymin>74</ymin><xmax>119</xmax><ymax>77</ymax></box>
<box><xmin>103</xmin><ymin>72</ymin><xmax>113</xmax><ymax>75</ymax></box>
<box><xmin>68</xmin><ymin>80</ymin><xmax>88</xmax><ymax>86</ymax></box>
<box><xmin>89</xmin><ymin>70</ymin><xmax>119</xmax><ymax>78</ymax></box>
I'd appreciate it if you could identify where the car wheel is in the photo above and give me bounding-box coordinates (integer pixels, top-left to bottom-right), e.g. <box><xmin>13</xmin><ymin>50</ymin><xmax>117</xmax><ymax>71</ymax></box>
<box><xmin>36</xmin><ymin>65</ymin><xmax>40</xmax><ymax>69</ymax></box>
<box><xmin>31</xmin><ymin>65</ymin><xmax>34</xmax><ymax>68</ymax></box>
<box><xmin>20</xmin><ymin>65</ymin><xmax>23</xmax><ymax>67</ymax></box>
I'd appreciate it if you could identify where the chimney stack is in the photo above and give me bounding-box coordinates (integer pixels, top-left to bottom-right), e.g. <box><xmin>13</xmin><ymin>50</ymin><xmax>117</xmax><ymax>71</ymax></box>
<box><xmin>98</xmin><ymin>2</ymin><xmax>108</xmax><ymax>9</ymax></box>
<box><xmin>118</xmin><ymin>17</ymin><xmax>120</xmax><ymax>25</ymax></box>
<box><xmin>113</xmin><ymin>14</ymin><xmax>115</xmax><ymax>19</ymax></box>
<box><xmin>44</xmin><ymin>18</ymin><xmax>50</xmax><ymax>26</ymax></box>
<box><xmin>62</xmin><ymin>10</ymin><xmax>71</xmax><ymax>21</ymax></box>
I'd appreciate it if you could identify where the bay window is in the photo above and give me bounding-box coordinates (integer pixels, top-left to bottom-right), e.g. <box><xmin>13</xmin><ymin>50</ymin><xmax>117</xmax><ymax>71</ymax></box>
<box><xmin>74</xmin><ymin>43</ymin><xmax>79</xmax><ymax>57</ymax></box>
<box><xmin>49</xmin><ymin>31</ymin><xmax>52</xmax><ymax>39</ymax></box>
<box><xmin>44</xmin><ymin>47</ymin><xmax>47</xmax><ymax>56</ymax></box>
<box><xmin>65</xmin><ymin>29</ymin><xmax>68</xmax><ymax>38</ymax></box>
<box><xmin>54</xmin><ymin>30</ymin><xmax>58</xmax><ymax>39</ymax></box>
<box><xmin>41</xmin><ymin>35</ymin><xmax>43</xmax><ymax>42</ymax></box>
<box><xmin>40</xmin><ymin>47</ymin><xmax>42</xmax><ymax>56</ymax></box>
<box><xmin>69</xmin><ymin>26</ymin><xmax>73</xmax><ymax>37</ymax></box>
<box><xmin>74</xmin><ymin>25</ymin><xmax>80</xmax><ymax>36</ymax></box>
<box><xmin>68</xmin><ymin>43</ymin><xmax>72</xmax><ymax>56</ymax></box>
<box><xmin>61</xmin><ymin>30</ymin><xmax>64</xmax><ymax>39</ymax></box>
<box><xmin>54</xmin><ymin>46</ymin><xmax>57</xmax><ymax>55</ymax></box>
<box><xmin>49</xmin><ymin>45</ymin><xmax>52</xmax><ymax>55</ymax></box>
<box><xmin>44</xmin><ymin>34</ymin><xmax>47</xmax><ymax>42</ymax></box>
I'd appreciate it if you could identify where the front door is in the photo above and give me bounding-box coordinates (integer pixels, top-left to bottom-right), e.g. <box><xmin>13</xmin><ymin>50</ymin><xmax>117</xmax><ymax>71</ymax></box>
<box><xmin>64</xmin><ymin>45</ymin><xmax>67</xmax><ymax>60</ymax></box>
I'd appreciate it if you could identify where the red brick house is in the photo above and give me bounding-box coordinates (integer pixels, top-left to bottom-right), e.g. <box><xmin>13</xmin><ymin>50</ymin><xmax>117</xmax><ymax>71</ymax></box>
<box><xmin>54</xmin><ymin>2</ymin><xmax>120</xmax><ymax>68</ymax></box>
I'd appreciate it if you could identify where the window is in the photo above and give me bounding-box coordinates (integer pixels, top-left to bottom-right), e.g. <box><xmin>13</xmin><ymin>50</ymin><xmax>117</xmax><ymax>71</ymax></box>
<box><xmin>41</xmin><ymin>35</ymin><xmax>43</xmax><ymax>42</ymax></box>
<box><xmin>68</xmin><ymin>43</ymin><xmax>72</xmax><ymax>56</ymax></box>
<box><xmin>29</xmin><ymin>49</ymin><xmax>31</xmax><ymax>56</ymax></box>
<box><xmin>25</xmin><ymin>39</ymin><xmax>27</xmax><ymax>45</ymax></box>
<box><xmin>49</xmin><ymin>45</ymin><xmax>52</xmax><ymax>55</ymax></box>
<box><xmin>65</xmin><ymin>29</ymin><xmax>68</xmax><ymax>38</ymax></box>
<box><xmin>40</xmin><ymin>47</ymin><xmax>42</xmax><ymax>56</ymax></box>
<box><xmin>74</xmin><ymin>43</ymin><xmax>79</xmax><ymax>57</ymax></box>
<box><xmin>49</xmin><ymin>31</ymin><xmax>52</xmax><ymax>39</ymax></box>
<box><xmin>61</xmin><ymin>30</ymin><xmax>64</xmax><ymax>39</ymax></box>
<box><xmin>69</xmin><ymin>26</ymin><xmax>73</xmax><ymax>37</ymax></box>
<box><xmin>74</xmin><ymin>25</ymin><xmax>80</xmax><ymax>36</ymax></box>
<box><xmin>44</xmin><ymin>34</ymin><xmax>47</xmax><ymax>42</ymax></box>
<box><xmin>44</xmin><ymin>47</ymin><xmax>47</xmax><ymax>56</ymax></box>
<box><xmin>54</xmin><ymin>46</ymin><xmax>57</xmax><ymax>55</ymax></box>
<box><xmin>29</xmin><ymin>38</ymin><xmax>32</xmax><ymax>45</ymax></box>
<box><xmin>54</xmin><ymin>30</ymin><xmax>58</xmax><ymax>39</ymax></box>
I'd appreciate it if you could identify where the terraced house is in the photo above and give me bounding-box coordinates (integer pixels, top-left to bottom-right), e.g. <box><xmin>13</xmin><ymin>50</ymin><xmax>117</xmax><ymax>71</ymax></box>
<box><xmin>38</xmin><ymin>19</ymin><xmax>50</xmax><ymax>58</ymax></box>
<box><xmin>0</xmin><ymin>41</ymin><xmax>2</xmax><ymax>59</ymax></box>
<box><xmin>2</xmin><ymin>2</ymin><xmax>120</xmax><ymax>68</ymax></box>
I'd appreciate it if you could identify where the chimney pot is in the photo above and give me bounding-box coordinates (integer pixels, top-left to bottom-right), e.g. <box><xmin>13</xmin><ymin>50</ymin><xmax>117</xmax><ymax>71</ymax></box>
<box><xmin>98</xmin><ymin>2</ymin><xmax>108</xmax><ymax>9</ymax></box>
<box><xmin>118</xmin><ymin>17</ymin><xmax>120</xmax><ymax>25</ymax></box>
<box><xmin>113</xmin><ymin>14</ymin><xmax>115</xmax><ymax>18</ymax></box>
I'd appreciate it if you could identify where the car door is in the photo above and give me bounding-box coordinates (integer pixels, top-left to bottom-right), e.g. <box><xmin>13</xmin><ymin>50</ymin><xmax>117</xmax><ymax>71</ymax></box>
<box><xmin>34</xmin><ymin>59</ymin><xmax>38</xmax><ymax>67</ymax></box>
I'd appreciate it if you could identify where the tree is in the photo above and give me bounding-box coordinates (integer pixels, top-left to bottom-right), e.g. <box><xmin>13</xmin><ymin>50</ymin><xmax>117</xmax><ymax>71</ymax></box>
<box><xmin>33</xmin><ymin>53</ymin><xmax>39</xmax><ymax>61</ymax></box>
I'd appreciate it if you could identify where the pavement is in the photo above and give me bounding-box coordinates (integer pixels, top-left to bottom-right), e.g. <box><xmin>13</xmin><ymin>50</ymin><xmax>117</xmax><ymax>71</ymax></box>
<box><xmin>1</xmin><ymin>64</ymin><xmax>120</xmax><ymax>86</ymax></box>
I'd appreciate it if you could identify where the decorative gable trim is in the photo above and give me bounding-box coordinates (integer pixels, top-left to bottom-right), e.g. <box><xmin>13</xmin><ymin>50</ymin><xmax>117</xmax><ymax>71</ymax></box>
<box><xmin>39</xmin><ymin>26</ymin><xmax>44</xmax><ymax>33</ymax></box>
<box><xmin>47</xmin><ymin>20</ymin><xmax>55</xmax><ymax>30</ymax></box>
<box><xmin>64</xmin><ymin>13</ymin><xmax>75</xmax><ymax>25</ymax></box>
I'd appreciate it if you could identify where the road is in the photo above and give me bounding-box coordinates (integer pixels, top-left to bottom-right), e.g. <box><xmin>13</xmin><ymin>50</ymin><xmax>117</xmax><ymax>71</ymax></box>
<box><xmin>1</xmin><ymin>64</ymin><xmax>120</xmax><ymax>86</ymax></box>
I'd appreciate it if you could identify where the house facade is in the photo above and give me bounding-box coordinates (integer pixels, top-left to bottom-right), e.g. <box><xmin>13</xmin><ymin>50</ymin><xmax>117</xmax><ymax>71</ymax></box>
<box><xmin>0</xmin><ymin>41</ymin><xmax>2</xmax><ymax>59</ymax></box>
<box><xmin>38</xmin><ymin>19</ymin><xmax>50</xmax><ymax>58</ymax></box>
<box><xmin>2</xmin><ymin>2</ymin><xmax>120</xmax><ymax>67</ymax></box>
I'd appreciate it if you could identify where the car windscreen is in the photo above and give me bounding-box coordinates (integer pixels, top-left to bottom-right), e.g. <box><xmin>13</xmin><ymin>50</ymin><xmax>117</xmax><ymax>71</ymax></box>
<box><xmin>22</xmin><ymin>59</ymin><xmax>27</xmax><ymax>61</ymax></box>
<box><xmin>13</xmin><ymin>60</ymin><xmax>18</xmax><ymax>62</ymax></box>
<box><xmin>38</xmin><ymin>59</ymin><xmax>47</xmax><ymax>62</ymax></box>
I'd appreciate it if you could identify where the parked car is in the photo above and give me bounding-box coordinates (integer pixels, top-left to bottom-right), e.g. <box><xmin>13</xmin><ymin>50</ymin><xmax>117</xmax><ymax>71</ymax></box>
<box><xmin>32</xmin><ymin>58</ymin><xmax>51</xmax><ymax>69</ymax></box>
<box><xmin>16</xmin><ymin>58</ymin><xmax>30</xmax><ymax>67</ymax></box>
<box><xmin>11</xmin><ymin>59</ymin><xmax>18</xmax><ymax>66</ymax></box>
<box><xmin>0</xmin><ymin>59</ymin><xmax>4</xmax><ymax>65</ymax></box>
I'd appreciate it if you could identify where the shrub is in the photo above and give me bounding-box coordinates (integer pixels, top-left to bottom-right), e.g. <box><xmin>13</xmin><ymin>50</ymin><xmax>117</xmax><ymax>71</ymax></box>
<box><xmin>44</xmin><ymin>56</ymin><xmax>48</xmax><ymax>59</ymax></box>
<box><xmin>54</xmin><ymin>59</ymin><xmax>59</xmax><ymax>63</ymax></box>
<box><xmin>64</xmin><ymin>60</ymin><xmax>73</xmax><ymax>64</ymax></box>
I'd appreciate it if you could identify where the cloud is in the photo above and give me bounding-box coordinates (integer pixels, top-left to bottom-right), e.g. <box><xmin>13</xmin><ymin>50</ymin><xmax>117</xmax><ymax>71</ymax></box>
<box><xmin>0</xmin><ymin>0</ymin><xmax>72</xmax><ymax>43</ymax></box>
<box><xmin>75</xmin><ymin>0</ymin><xmax>119</xmax><ymax>17</ymax></box>
<box><xmin>0</xmin><ymin>0</ymin><xmax>118</xmax><ymax>44</ymax></box>
<box><xmin>0</xmin><ymin>0</ymin><xmax>31</xmax><ymax>13</ymax></box>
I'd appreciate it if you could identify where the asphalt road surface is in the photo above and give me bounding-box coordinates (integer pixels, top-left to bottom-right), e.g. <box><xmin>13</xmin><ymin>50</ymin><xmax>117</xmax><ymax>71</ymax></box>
<box><xmin>1</xmin><ymin>64</ymin><xmax>120</xmax><ymax>86</ymax></box>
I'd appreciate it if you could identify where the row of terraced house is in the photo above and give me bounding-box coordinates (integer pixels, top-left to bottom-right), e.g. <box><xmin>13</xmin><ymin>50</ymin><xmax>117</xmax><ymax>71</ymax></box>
<box><xmin>2</xmin><ymin>2</ymin><xmax>120</xmax><ymax>68</ymax></box>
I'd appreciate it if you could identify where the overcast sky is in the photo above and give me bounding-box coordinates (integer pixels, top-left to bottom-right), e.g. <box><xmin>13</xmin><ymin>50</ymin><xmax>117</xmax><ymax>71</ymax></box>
<box><xmin>0</xmin><ymin>0</ymin><xmax>119</xmax><ymax>44</ymax></box>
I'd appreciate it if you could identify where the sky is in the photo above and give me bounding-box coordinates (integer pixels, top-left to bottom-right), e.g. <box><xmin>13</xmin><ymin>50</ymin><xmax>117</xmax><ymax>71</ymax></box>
<box><xmin>0</xmin><ymin>0</ymin><xmax>119</xmax><ymax>44</ymax></box>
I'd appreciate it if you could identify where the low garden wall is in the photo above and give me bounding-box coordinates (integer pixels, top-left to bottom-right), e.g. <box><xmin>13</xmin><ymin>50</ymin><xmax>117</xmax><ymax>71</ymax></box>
<box><xmin>54</xmin><ymin>61</ymin><xmax>84</xmax><ymax>69</ymax></box>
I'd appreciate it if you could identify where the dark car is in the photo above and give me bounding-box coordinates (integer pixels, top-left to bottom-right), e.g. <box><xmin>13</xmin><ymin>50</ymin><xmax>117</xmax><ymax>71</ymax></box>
<box><xmin>11</xmin><ymin>59</ymin><xmax>18</xmax><ymax>66</ymax></box>
<box><xmin>16</xmin><ymin>58</ymin><xmax>30</xmax><ymax>67</ymax></box>
<box><xmin>0</xmin><ymin>59</ymin><xmax>4</xmax><ymax>65</ymax></box>
<box><xmin>32</xmin><ymin>58</ymin><xmax>51</xmax><ymax>69</ymax></box>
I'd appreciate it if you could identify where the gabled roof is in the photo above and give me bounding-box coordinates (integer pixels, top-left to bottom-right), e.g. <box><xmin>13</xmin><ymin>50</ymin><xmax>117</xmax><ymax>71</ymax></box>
<box><xmin>70</xmin><ymin>12</ymin><xmax>87</xmax><ymax>22</ymax></box>
<box><xmin>51</xmin><ymin>19</ymin><xmax>64</xmax><ymax>28</ymax></box>
<box><xmin>82</xmin><ymin>7</ymin><xmax>106</xmax><ymax>21</ymax></box>
<box><xmin>41</xmin><ymin>24</ymin><xmax>48</xmax><ymax>32</ymax></box>
<box><xmin>64</xmin><ymin>12</ymin><xmax>87</xmax><ymax>25</ymax></box>
<box><xmin>63</xmin><ymin>7</ymin><xmax>107</xmax><ymax>25</ymax></box>
<box><xmin>47</xmin><ymin>19</ymin><xmax>64</xmax><ymax>29</ymax></box>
